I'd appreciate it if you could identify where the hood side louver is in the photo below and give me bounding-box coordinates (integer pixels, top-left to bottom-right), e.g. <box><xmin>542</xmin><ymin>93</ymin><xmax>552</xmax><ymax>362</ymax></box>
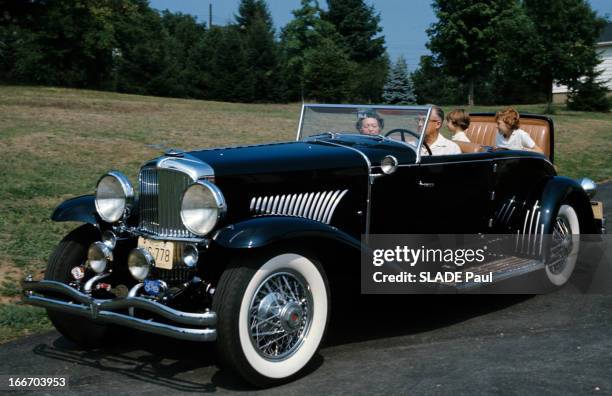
<box><xmin>249</xmin><ymin>190</ymin><xmax>348</xmax><ymax>224</ymax></box>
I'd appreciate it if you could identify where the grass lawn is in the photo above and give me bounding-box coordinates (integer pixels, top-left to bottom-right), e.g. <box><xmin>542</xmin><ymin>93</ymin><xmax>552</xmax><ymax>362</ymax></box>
<box><xmin>0</xmin><ymin>85</ymin><xmax>610</xmax><ymax>342</ymax></box>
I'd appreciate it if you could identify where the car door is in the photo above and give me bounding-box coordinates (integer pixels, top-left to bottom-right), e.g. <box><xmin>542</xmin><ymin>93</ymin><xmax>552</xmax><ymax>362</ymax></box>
<box><xmin>412</xmin><ymin>152</ymin><xmax>495</xmax><ymax>234</ymax></box>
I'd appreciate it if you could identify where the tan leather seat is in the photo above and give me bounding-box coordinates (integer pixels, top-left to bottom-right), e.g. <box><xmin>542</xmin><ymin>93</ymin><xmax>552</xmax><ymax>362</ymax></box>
<box><xmin>455</xmin><ymin>140</ymin><xmax>485</xmax><ymax>154</ymax></box>
<box><xmin>465</xmin><ymin>115</ymin><xmax>551</xmax><ymax>158</ymax></box>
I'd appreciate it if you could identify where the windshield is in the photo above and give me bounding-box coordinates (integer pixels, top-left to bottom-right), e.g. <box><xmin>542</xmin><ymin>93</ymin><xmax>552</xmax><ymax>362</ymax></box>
<box><xmin>296</xmin><ymin>104</ymin><xmax>431</xmax><ymax>150</ymax></box>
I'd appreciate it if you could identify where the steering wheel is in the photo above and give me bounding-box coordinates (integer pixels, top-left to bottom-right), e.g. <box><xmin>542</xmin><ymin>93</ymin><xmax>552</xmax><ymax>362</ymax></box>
<box><xmin>384</xmin><ymin>128</ymin><xmax>432</xmax><ymax>156</ymax></box>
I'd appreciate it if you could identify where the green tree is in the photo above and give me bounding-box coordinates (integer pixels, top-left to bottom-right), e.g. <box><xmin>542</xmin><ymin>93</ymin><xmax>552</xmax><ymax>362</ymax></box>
<box><xmin>236</xmin><ymin>0</ymin><xmax>283</xmax><ymax>102</ymax></box>
<box><xmin>303</xmin><ymin>37</ymin><xmax>354</xmax><ymax>102</ymax></box>
<box><xmin>382</xmin><ymin>56</ymin><xmax>415</xmax><ymax>104</ymax></box>
<box><xmin>205</xmin><ymin>26</ymin><xmax>252</xmax><ymax>102</ymax></box>
<box><xmin>280</xmin><ymin>0</ymin><xmax>351</xmax><ymax>101</ymax></box>
<box><xmin>483</xmin><ymin>1</ymin><xmax>543</xmax><ymax>105</ymax></box>
<box><xmin>324</xmin><ymin>0</ymin><xmax>385</xmax><ymax>62</ymax></box>
<box><xmin>427</xmin><ymin>0</ymin><xmax>511</xmax><ymax>105</ymax></box>
<box><xmin>113</xmin><ymin>0</ymin><xmax>170</xmax><ymax>95</ymax></box>
<box><xmin>567</xmin><ymin>68</ymin><xmax>611</xmax><ymax>112</ymax></box>
<box><xmin>235</xmin><ymin>0</ymin><xmax>273</xmax><ymax>30</ymax></box>
<box><xmin>524</xmin><ymin>0</ymin><xmax>607</xmax><ymax>112</ymax></box>
<box><xmin>411</xmin><ymin>55</ymin><xmax>465</xmax><ymax>105</ymax></box>
<box><xmin>3</xmin><ymin>0</ymin><xmax>123</xmax><ymax>88</ymax></box>
<box><xmin>159</xmin><ymin>11</ymin><xmax>207</xmax><ymax>98</ymax></box>
<box><xmin>324</xmin><ymin>0</ymin><xmax>387</xmax><ymax>102</ymax></box>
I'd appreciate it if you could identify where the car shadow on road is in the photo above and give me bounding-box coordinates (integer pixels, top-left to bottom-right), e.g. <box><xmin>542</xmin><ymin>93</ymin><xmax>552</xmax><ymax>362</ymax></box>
<box><xmin>325</xmin><ymin>294</ymin><xmax>533</xmax><ymax>346</ymax></box>
<box><xmin>28</xmin><ymin>294</ymin><xmax>531</xmax><ymax>392</ymax></box>
<box><xmin>31</xmin><ymin>334</ymin><xmax>224</xmax><ymax>392</ymax></box>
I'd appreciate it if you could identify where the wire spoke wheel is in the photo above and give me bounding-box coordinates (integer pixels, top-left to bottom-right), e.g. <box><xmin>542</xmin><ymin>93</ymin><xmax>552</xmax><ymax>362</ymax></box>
<box><xmin>545</xmin><ymin>204</ymin><xmax>580</xmax><ymax>286</ymax></box>
<box><xmin>249</xmin><ymin>271</ymin><xmax>313</xmax><ymax>361</ymax></box>
<box><xmin>214</xmin><ymin>251</ymin><xmax>329</xmax><ymax>387</ymax></box>
<box><xmin>548</xmin><ymin>216</ymin><xmax>573</xmax><ymax>274</ymax></box>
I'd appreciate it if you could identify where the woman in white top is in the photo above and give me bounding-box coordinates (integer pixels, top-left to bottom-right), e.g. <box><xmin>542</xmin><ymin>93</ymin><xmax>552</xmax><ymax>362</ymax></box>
<box><xmin>495</xmin><ymin>107</ymin><xmax>544</xmax><ymax>154</ymax></box>
<box><xmin>445</xmin><ymin>109</ymin><xmax>471</xmax><ymax>143</ymax></box>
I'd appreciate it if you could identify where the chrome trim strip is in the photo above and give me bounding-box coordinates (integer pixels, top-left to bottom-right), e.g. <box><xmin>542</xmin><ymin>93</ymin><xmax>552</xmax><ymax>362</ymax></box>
<box><xmin>321</xmin><ymin>190</ymin><xmax>341</xmax><ymax>223</ymax></box>
<box><xmin>528</xmin><ymin>201</ymin><xmax>538</xmax><ymax>253</ymax></box>
<box><xmin>300</xmin><ymin>104</ymin><xmax>431</xmax><ymax>110</ymax></box>
<box><xmin>534</xmin><ymin>208</ymin><xmax>542</xmax><ymax>255</ymax></box>
<box><xmin>314</xmin><ymin>191</ymin><xmax>332</xmax><ymax>222</ymax></box>
<box><xmin>130</xmin><ymin>228</ymin><xmax>206</xmax><ymax>243</ymax></box>
<box><xmin>415</xmin><ymin>106</ymin><xmax>433</xmax><ymax>164</ymax></box>
<box><xmin>301</xmin><ymin>192</ymin><xmax>314</xmax><ymax>217</ymax></box>
<box><xmin>398</xmin><ymin>155</ymin><xmax>554</xmax><ymax>169</ymax></box>
<box><xmin>312</xmin><ymin>140</ymin><xmax>371</xmax><ymax>234</ymax></box>
<box><xmin>296</xmin><ymin>104</ymin><xmax>306</xmax><ymax>141</ymax></box>
<box><xmin>316</xmin><ymin>140</ymin><xmax>372</xmax><ymax>169</ymax></box>
<box><xmin>522</xmin><ymin>209</ymin><xmax>530</xmax><ymax>252</ymax></box>
<box><xmin>308</xmin><ymin>192</ymin><xmax>322</xmax><ymax>219</ymax></box>
<box><xmin>84</xmin><ymin>273</ymin><xmax>111</xmax><ymax>294</ymax></box>
<box><xmin>128</xmin><ymin>283</ymin><xmax>143</xmax><ymax>316</ymax></box>
<box><xmin>324</xmin><ymin>189</ymin><xmax>349</xmax><ymax>224</ymax></box>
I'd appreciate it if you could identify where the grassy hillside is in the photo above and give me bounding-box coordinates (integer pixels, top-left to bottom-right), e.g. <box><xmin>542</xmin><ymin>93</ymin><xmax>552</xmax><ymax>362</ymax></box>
<box><xmin>0</xmin><ymin>86</ymin><xmax>610</xmax><ymax>342</ymax></box>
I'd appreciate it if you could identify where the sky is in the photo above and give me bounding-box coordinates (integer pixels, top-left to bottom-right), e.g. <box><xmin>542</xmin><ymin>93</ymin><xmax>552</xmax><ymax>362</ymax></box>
<box><xmin>149</xmin><ymin>0</ymin><xmax>612</xmax><ymax>71</ymax></box>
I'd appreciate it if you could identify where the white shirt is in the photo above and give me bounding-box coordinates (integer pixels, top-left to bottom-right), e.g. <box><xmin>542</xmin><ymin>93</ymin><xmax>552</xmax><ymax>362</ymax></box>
<box><xmin>452</xmin><ymin>130</ymin><xmax>470</xmax><ymax>142</ymax></box>
<box><xmin>496</xmin><ymin>128</ymin><xmax>536</xmax><ymax>151</ymax></box>
<box><xmin>422</xmin><ymin>133</ymin><xmax>462</xmax><ymax>156</ymax></box>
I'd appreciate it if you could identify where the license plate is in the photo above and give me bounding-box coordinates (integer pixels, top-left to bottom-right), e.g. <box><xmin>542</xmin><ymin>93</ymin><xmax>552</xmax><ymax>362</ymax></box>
<box><xmin>138</xmin><ymin>237</ymin><xmax>175</xmax><ymax>270</ymax></box>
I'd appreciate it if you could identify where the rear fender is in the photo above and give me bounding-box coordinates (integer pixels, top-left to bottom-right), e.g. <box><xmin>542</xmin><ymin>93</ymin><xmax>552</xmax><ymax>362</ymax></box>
<box><xmin>539</xmin><ymin>176</ymin><xmax>596</xmax><ymax>234</ymax></box>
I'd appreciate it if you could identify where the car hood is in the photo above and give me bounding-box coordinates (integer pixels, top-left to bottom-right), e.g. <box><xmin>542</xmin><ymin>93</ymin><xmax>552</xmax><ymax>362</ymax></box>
<box><xmin>188</xmin><ymin>140</ymin><xmax>367</xmax><ymax>177</ymax></box>
<box><xmin>187</xmin><ymin>136</ymin><xmax>416</xmax><ymax>177</ymax></box>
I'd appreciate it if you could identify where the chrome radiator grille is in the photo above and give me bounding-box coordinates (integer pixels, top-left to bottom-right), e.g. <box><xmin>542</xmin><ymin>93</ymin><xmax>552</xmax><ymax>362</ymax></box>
<box><xmin>139</xmin><ymin>168</ymin><xmax>195</xmax><ymax>238</ymax></box>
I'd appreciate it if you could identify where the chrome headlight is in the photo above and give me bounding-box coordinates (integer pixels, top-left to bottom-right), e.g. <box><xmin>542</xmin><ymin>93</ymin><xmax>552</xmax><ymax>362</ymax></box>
<box><xmin>95</xmin><ymin>171</ymin><xmax>134</xmax><ymax>223</ymax></box>
<box><xmin>180</xmin><ymin>180</ymin><xmax>226</xmax><ymax>236</ymax></box>
<box><xmin>128</xmin><ymin>248</ymin><xmax>154</xmax><ymax>281</ymax></box>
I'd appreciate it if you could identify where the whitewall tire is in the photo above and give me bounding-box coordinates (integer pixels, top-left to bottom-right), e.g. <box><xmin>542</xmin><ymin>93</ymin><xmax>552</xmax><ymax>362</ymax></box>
<box><xmin>213</xmin><ymin>250</ymin><xmax>329</xmax><ymax>387</ymax></box>
<box><xmin>545</xmin><ymin>204</ymin><xmax>580</xmax><ymax>286</ymax></box>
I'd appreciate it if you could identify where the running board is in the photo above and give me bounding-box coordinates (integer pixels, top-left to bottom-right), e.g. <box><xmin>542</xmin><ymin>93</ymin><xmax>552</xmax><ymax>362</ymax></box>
<box><xmin>442</xmin><ymin>256</ymin><xmax>544</xmax><ymax>290</ymax></box>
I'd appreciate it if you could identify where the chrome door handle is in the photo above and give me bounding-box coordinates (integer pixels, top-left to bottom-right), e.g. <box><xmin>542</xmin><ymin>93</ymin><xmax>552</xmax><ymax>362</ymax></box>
<box><xmin>418</xmin><ymin>180</ymin><xmax>435</xmax><ymax>188</ymax></box>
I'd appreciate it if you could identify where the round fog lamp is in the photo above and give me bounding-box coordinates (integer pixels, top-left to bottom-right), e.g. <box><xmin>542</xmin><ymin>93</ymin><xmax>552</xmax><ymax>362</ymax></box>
<box><xmin>87</xmin><ymin>241</ymin><xmax>112</xmax><ymax>274</ymax></box>
<box><xmin>128</xmin><ymin>248</ymin><xmax>154</xmax><ymax>281</ymax></box>
<box><xmin>182</xmin><ymin>244</ymin><xmax>199</xmax><ymax>268</ymax></box>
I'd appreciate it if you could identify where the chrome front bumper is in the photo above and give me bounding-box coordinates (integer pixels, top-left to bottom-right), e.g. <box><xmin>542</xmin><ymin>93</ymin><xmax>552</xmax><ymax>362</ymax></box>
<box><xmin>21</xmin><ymin>279</ymin><xmax>217</xmax><ymax>342</ymax></box>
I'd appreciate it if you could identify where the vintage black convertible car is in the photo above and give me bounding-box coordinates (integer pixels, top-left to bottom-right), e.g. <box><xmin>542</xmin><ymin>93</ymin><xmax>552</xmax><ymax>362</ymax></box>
<box><xmin>22</xmin><ymin>104</ymin><xmax>605</xmax><ymax>386</ymax></box>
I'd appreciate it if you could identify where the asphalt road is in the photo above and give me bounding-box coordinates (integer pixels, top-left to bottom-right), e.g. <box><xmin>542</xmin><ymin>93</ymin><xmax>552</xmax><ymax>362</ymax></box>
<box><xmin>1</xmin><ymin>183</ymin><xmax>611</xmax><ymax>395</ymax></box>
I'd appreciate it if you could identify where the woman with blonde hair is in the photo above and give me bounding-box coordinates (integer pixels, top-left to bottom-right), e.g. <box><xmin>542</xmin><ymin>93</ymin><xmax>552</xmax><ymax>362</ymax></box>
<box><xmin>495</xmin><ymin>107</ymin><xmax>543</xmax><ymax>153</ymax></box>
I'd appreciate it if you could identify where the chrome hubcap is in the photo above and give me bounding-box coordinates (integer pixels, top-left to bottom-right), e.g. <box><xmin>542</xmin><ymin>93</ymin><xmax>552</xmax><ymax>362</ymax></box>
<box><xmin>249</xmin><ymin>271</ymin><xmax>312</xmax><ymax>361</ymax></box>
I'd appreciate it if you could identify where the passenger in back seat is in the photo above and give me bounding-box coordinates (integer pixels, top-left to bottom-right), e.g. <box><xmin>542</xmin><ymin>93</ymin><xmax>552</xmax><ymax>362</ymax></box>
<box><xmin>445</xmin><ymin>109</ymin><xmax>471</xmax><ymax>142</ymax></box>
<box><xmin>495</xmin><ymin>107</ymin><xmax>544</xmax><ymax>154</ymax></box>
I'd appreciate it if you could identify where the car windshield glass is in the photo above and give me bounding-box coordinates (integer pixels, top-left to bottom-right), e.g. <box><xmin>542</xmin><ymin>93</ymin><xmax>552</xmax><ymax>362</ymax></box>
<box><xmin>297</xmin><ymin>104</ymin><xmax>431</xmax><ymax>150</ymax></box>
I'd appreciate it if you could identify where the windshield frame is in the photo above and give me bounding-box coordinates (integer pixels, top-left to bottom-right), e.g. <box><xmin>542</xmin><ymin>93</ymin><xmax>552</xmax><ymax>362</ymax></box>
<box><xmin>295</xmin><ymin>103</ymin><xmax>433</xmax><ymax>163</ymax></box>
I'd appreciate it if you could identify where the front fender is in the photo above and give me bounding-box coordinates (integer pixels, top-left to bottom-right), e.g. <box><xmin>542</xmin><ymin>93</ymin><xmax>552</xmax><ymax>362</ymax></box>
<box><xmin>51</xmin><ymin>195</ymin><xmax>98</xmax><ymax>224</ymax></box>
<box><xmin>539</xmin><ymin>176</ymin><xmax>596</xmax><ymax>234</ymax></box>
<box><xmin>212</xmin><ymin>216</ymin><xmax>361</xmax><ymax>250</ymax></box>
